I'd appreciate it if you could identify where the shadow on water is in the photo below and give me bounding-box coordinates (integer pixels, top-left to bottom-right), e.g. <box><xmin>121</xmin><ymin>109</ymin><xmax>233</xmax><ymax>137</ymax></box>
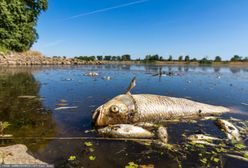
<box><xmin>0</xmin><ymin>65</ymin><xmax>248</xmax><ymax>168</ymax></box>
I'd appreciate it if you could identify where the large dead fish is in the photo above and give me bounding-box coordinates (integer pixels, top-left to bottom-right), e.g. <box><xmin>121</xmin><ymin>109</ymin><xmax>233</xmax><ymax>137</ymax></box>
<box><xmin>92</xmin><ymin>77</ymin><xmax>230</xmax><ymax>126</ymax></box>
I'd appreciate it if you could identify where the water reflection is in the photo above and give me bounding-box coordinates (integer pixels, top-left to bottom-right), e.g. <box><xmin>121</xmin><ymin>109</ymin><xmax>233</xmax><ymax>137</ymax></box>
<box><xmin>0</xmin><ymin>68</ymin><xmax>56</xmax><ymax>153</ymax></box>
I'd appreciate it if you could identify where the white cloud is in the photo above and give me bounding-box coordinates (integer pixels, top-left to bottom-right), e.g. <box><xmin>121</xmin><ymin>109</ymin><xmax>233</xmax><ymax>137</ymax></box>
<box><xmin>63</xmin><ymin>0</ymin><xmax>150</xmax><ymax>20</ymax></box>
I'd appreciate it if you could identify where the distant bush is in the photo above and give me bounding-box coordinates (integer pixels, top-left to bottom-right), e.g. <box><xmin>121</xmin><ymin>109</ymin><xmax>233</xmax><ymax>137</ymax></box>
<box><xmin>214</xmin><ymin>56</ymin><xmax>222</xmax><ymax>62</ymax></box>
<box><xmin>199</xmin><ymin>57</ymin><xmax>212</xmax><ymax>64</ymax></box>
<box><xmin>230</xmin><ymin>55</ymin><xmax>242</xmax><ymax>62</ymax></box>
<box><xmin>243</xmin><ymin>57</ymin><xmax>248</xmax><ymax>62</ymax></box>
<box><xmin>178</xmin><ymin>56</ymin><xmax>183</xmax><ymax>61</ymax></box>
<box><xmin>76</xmin><ymin>56</ymin><xmax>95</xmax><ymax>61</ymax></box>
<box><xmin>184</xmin><ymin>55</ymin><xmax>190</xmax><ymax>62</ymax></box>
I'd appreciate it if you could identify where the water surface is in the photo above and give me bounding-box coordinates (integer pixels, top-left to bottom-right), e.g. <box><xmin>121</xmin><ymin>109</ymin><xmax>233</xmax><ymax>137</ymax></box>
<box><xmin>0</xmin><ymin>65</ymin><xmax>248</xmax><ymax>168</ymax></box>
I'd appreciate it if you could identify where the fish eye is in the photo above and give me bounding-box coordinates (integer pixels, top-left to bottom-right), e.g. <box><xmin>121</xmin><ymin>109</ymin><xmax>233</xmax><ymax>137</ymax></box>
<box><xmin>110</xmin><ymin>105</ymin><xmax>119</xmax><ymax>113</ymax></box>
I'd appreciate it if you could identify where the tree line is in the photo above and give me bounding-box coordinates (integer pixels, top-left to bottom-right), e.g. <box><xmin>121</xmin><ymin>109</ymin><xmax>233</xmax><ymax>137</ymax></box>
<box><xmin>74</xmin><ymin>54</ymin><xmax>248</xmax><ymax>63</ymax></box>
<box><xmin>75</xmin><ymin>54</ymin><xmax>131</xmax><ymax>61</ymax></box>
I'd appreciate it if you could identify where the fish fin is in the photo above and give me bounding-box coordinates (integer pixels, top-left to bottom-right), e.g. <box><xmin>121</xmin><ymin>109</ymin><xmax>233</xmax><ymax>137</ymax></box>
<box><xmin>126</xmin><ymin>77</ymin><xmax>136</xmax><ymax>95</ymax></box>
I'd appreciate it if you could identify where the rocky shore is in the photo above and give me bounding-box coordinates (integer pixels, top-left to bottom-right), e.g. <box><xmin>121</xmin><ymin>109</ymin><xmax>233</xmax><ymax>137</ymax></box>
<box><xmin>0</xmin><ymin>51</ymin><xmax>103</xmax><ymax>65</ymax></box>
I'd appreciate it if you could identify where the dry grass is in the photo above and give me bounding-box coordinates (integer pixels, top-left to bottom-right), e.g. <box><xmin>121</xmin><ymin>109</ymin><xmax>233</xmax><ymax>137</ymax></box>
<box><xmin>22</xmin><ymin>50</ymin><xmax>44</xmax><ymax>58</ymax></box>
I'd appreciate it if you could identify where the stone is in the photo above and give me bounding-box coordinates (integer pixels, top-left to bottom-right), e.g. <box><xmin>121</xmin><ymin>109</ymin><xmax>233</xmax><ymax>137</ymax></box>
<box><xmin>0</xmin><ymin>144</ymin><xmax>46</xmax><ymax>164</ymax></box>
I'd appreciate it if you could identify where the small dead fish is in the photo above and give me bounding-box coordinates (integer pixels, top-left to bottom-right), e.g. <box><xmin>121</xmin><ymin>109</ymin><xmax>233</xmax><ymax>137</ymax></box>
<box><xmin>190</xmin><ymin>140</ymin><xmax>217</xmax><ymax>147</ymax></box>
<box><xmin>134</xmin><ymin>122</ymin><xmax>158</xmax><ymax>128</ymax></box>
<box><xmin>84</xmin><ymin>72</ymin><xmax>98</xmax><ymax>77</ymax></box>
<box><xmin>18</xmin><ymin>95</ymin><xmax>36</xmax><ymax>99</ymax></box>
<box><xmin>229</xmin><ymin>117</ymin><xmax>242</xmax><ymax>122</ymax></box>
<box><xmin>102</xmin><ymin>76</ymin><xmax>112</xmax><ymax>80</ymax></box>
<box><xmin>0</xmin><ymin>134</ymin><xmax>13</xmax><ymax>139</ymax></box>
<box><xmin>157</xmin><ymin>126</ymin><xmax>168</xmax><ymax>143</ymax></box>
<box><xmin>188</xmin><ymin>134</ymin><xmax>221</xmax><ymax>141</ymax></box>
<box><xmin>201</xmin><ymin>116</ymin><xmax>218</xmax><ymax>121</ymax></box>
<box><xmin>225</xmin><ymin>154</ymin><xmax>248</xmax><ymax>162</ymax></box>
<box><xmin>54</xmin><ymin>106</ymin><xmax>78</xmax><ymax>111</ymax></box>
<box><xmin>241</xmin><ymin>103</ymin><xmax>248</xmax><ymax>106</ymax></box>
<box><xmin>97</xmin><ymin>124</ymin><xmax>154</xmax><ymax>138</ymax></box>
<box><xmin>216</xmin><ymin>119</ymin><xmax>241</xmax><ymax>141</ymax></box>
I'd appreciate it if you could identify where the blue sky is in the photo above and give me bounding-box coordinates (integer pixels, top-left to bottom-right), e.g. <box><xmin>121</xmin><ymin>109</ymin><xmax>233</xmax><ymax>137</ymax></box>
<box><xmin>32</xmin><ymin>0</ymin><xmax>248</xmax><ymax>60</ymax></box>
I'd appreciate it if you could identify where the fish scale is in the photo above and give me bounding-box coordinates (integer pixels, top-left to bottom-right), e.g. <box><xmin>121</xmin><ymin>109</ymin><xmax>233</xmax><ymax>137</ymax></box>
<box><xmin>132</xmin><ymin>94</ymin><xmax>230</xmax><ymax>122</ymax></box>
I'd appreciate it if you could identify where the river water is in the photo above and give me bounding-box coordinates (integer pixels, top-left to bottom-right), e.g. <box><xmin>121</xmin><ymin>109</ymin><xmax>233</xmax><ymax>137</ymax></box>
<box><xmin>0</xmin><ymin>65</ymin><xmax>248</xmax><ymax>168</ymax></box>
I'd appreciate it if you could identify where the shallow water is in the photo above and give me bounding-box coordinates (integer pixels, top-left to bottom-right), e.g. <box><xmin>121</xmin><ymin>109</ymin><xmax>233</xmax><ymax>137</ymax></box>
<box><xmin>0</xmin><ymin>65</ymin><xmax>248</xmax><ymax>168</ymax></box>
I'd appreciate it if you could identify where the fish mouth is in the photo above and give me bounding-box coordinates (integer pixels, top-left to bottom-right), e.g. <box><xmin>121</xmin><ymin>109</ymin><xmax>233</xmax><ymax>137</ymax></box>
<box><xmin>92</xmin><ymin>106</ymin><xmax>106</xmax><ymax>127</ymax></box>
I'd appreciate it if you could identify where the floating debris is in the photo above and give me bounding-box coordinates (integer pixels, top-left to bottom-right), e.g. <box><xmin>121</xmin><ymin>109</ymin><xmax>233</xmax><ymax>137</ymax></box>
<box><xmin>0</xmin><ymin>121</ymin><xmax>11</xmax><ymax>136</ymax></box>
<box><xmin>60</xmin><ymin>99</ymin><xmax>67</xmax><ymax>103</ymax></box>
<box><xmin>125</xmin><ymin>162</ymin><xmax>139</xmax><ymax>168</ymax></box>
<box><xmin>84</xmin><ymin>72</ymin><xmax>99</xmax><ymax>77</ymax></box>
<box><xmin>84</xmin><ymin>141</ymin><xmax>93</xmax><ymax>147</ymax></box>
<box><xmin>63</xmin><ymin>78</ymin><xmax>73</xmax><ymax>81</ymax></box>
<box><xmin>68</xmin><ymin>155</ymin><xmax>76</xmax><ymax>161</ymax></box>
<box><xmin>0</xmin><ymin>134</ymin><xmax>13</xmax><ymax>138</ymax></box>
<box><xmin>89</xmin><ymin>155</ymin><xmax>96</xmax><ymax>161</ymax></box>
<box><xmin>153</xmin><ymin>71</ymin><xmax>182</xmax><ymax>77</ymax></box>
<box><xmin>102</xmin><ymin>76</ymin><xmax>112</xmax><ymax>80</ymax></box>
<box><xmin>56</xmin><ymin>103</ymin><xmax>68</xmax><ymax>107</ymax></box>
<box><xmin>54</xmin><ymin>106</ymin><xmax>78</xmax><ymax>111</ymax></box>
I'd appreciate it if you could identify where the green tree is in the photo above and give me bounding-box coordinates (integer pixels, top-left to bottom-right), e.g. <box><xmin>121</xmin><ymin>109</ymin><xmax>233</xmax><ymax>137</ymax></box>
<box><xmin>243</xmin><ymin>57</ymin><xmax>248</xmax><ymax>62</ymax></box>
<box><xmin>199</xmin><ymin>57</ymin><xmax>212</xmax><ymax>64</ymax></box>
<box><xmin>191</xmin><ymin>58</ymin><xmax>197</xmax><ymax>62</ymax></box>
<box><xmin>214</xmin><ymin>56</ymin><xmax>222</xmax><ymax>62</ymax></box>
<box><xmin>104</xmin><ymin>56</ymin><xmax>112</xmax><ymax>61</ymax></box>
<box><xmin>121</xmin><ymin>54</ymin><xmax>131</xmax><ymax>61</ymax></box>
<box><xmin>97</xmin><ymin>56</ymin><xmax>103</xmax><ymax>61</ymax></box>
<box><xmin>0</xmin><ymin>0</ymin><xmax>48</xmax><ymax>52</ymax></box>
<box><xmin>168</xmin><ymin>55</ymin><xmax>173</xmax><ymax>61</ymax></box>
<box><xmin>111</xmin><ymin>56</ymin><xmax>117</xmax><ymax>61</ymax></box>
<box><xmin>184</xmin><ymin>55</ymin><xmax>190</xmax><ymax>62</ymax></box>
<box><xmin>230</xmin><ymin>55</ymin><xmax>242</xmax><ymax>62</ymax></box>
<box><xmin>178</xmin><ymin>56</ymin><xmax>183</xmax><ymax>61</ymax></box>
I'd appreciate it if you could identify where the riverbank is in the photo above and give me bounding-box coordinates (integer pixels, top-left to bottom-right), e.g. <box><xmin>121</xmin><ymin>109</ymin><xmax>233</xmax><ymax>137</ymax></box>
<box><xmin>0</xmin><ymin>51</ymin><xmax>103</xmax><ymax>65</ymax></box>
<box><xmin>1</xmin><ymin>51</ymin><xmax>248</xmax><ymax>67</ymax></box>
